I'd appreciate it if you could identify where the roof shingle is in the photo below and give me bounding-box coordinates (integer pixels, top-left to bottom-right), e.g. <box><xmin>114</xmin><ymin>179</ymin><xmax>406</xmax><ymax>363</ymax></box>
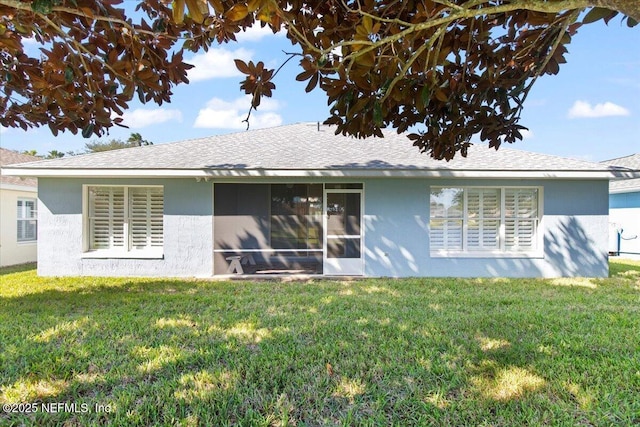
<box><xmin>4</xmin><ymin>123</ymin><xmax>615</xmax><ymax>175</ymax></box>
<box><xmin>0</xmin><ymin>148</ymin><xmax>39</xmax><ymax>188</ymax></box>
<box><xmin>601</xmin><ymin>153</ymin><xmax>640</xmax><ymax>192</ymax></box>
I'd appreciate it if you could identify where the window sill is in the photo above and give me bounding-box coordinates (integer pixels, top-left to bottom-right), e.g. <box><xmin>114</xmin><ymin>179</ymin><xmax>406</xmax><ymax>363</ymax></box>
<box><xmin>17</xmin><ymin>240</ymin><xmax>37</xmax><ymax>245</ymax></box>
<box><xmin>430</xmin><ymin>250</ymin><xmax>543</xmax><ymax>259</ymax></box>
<box><xmin>82</xmin><ymin>250</ymin><xmax>164</xmax><ymax>260</ymax></box>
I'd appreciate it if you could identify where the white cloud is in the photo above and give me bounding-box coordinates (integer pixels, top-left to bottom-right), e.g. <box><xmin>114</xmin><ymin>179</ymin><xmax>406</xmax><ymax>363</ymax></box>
<box><xmin>236</xmin><ymin>25</ymin><xmax>283</xmax><ymax>42</ymax></box>
<box><xmin>121</xmin><ymin>108</ymin><xmax>183</xmax><ymax>128</ymax></box>
<box><xmin>194</xmin><ymin>95</ymin><xmax>283</xmax><ymax>130</ymax></box>
<box><xmin>520</xmin><ymin>129</ymin><xmax>534</xmax><ymax>139</ymax></box>
<box><xmin>186</xmin><ymin>48</ymin><xmax>253</xmax><ymax>82</ymax></box>
<box><xmin>567</xmin><ymin>100</ymin><xmax>630</xmax><ymax>119</ymax></box>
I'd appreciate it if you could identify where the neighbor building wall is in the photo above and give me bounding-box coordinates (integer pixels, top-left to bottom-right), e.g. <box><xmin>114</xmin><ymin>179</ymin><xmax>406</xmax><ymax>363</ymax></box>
<box><xmin>609</xmin><ymin>191</ymin><xmax>640</xmax><ymax>260</ymax></box>
<box><xmin>37</xmin><ymin>178</ymin><xmax>213</xmax><ymax>277</ymax></box>
<box><xmin>363</xmin><ymin>178</ymin><xmax>609</xmax><ymax>278</ymax></box>
<box><xmin>0</xmin><ymin>187</ymin><xmax>38</xmax><ymax>266</ymax></box>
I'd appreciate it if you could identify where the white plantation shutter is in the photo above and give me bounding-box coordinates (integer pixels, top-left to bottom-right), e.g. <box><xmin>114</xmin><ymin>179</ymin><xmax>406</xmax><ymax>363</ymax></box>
<box><xmin>504</xmin><ymin>189</ymin><xmax>538</xmax><ymax>251</ymax></box>
<box><xmin>129</xmin><ymin>187</ymin><xmax>164</xmax><ymax>250</ymax></box>
<box><xmin>430</xmin><ymin>219</ymin><xmax>463</xmax><ymax>250</ymax></box>
<box><xmin>87</xmin><ymin>186</ymin><xmax>163</xmax><ymax>253</ymax></box>
<box><xmin>89</xmin><ymin>187</ymin><xmax>125</xmax><ymax>250</ymax></box>
<box><xmin>430</xmin><ymin>188</ymin><xmax>463</xmax><ymax>250</ymax></box>
<box><xmin>466</xmin><ymin>189</ymin><xmax>500</xmax><ymax>250</ymax></box>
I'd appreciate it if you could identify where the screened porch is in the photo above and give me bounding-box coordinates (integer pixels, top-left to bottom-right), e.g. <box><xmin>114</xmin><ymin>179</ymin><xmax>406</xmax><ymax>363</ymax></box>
<box><xmin>213</xmin><ymin>183</ymin><xmax>363</xmax><ymax>276</ymax></box>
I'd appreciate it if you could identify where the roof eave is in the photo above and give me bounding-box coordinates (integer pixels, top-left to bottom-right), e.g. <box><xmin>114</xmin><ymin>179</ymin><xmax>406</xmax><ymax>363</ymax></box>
<box><xmin>0</xmin><ymin>182</ymin><xmax>38</xmax><ymax>192</ymax></box>
<box><xmin>610</xmin><ymin>188</ymin><xmax>640</xmax><ymax>194</ymax></box>
<box><xmin>1</xmin><ymin>167</ymin><xmax>616</xmax><ymax>179</ymax></box>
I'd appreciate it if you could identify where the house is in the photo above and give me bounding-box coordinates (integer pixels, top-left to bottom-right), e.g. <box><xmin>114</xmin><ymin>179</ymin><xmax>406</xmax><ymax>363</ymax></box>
<box><xmin>601</xmin><ymin>153</ymin><xmax>640</xmax><ymax>260</ymax></box>
<box><xmin>2</xmin><ymin>123</ymin><xmax>624</xmax><ymax>278</ymax></box>
<box><xmin>0</xmin><ymin>148</ymin><xmax>40</xmax><ymax>267</ymax></box>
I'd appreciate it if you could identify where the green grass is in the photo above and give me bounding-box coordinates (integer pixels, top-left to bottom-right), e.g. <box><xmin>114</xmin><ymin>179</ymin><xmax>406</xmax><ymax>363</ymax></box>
<box><xmin>1</xmin><ymin>260</ymin><xmax>639</xmax><ymax>426</ymax></box>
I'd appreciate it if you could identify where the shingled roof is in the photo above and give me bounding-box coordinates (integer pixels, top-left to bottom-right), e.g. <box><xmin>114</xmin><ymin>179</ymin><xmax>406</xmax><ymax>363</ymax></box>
<box><xmin>0</xmin><ymin>148</ymin><xmax>39</xmax><ymax>188</ymax></box>
<box><xmin>601</xmin><ymin>153</ymin><xmax>640</xmax><ymax>193</ymax></box>
<box><xmin>2</xmin><ymin>123</ymin><xmax>619</xmax><ymax>179</ymax></box>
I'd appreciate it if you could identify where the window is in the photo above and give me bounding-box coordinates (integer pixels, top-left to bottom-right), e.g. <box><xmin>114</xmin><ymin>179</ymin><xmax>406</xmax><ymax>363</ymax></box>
<box><xmin>86</xmin><ymin>186</ymin><xmax>163</xmax><ymax>256</ymax></box>
<box><xmin>430</xmin><ymin>187</ymin><xmax>541</xmax><ymax>256</ymax></box>
<box><xmin>17</xmin><ymin>198</ymin><xmax>37</xmax><ymax>242</ymax></box>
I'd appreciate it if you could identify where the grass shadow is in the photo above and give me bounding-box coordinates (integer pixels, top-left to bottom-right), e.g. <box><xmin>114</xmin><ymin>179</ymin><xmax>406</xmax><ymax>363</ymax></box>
<box><xmin>609</xmin><ymin>258</ymin><xmax>640</xmax><ymax>278</ymax></box>
<box><xmin>0</xmin><ymin>262</ymin><xmax>36</xmax><ymax>276</ymax></box>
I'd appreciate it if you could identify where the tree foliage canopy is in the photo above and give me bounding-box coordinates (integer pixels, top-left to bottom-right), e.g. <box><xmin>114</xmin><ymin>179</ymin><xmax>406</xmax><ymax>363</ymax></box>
<box><xmin>1</xmin><ymin>0</ymin><xmax>637</xmax><ymax>159</ymax></box>
<box><xmin>85</xmin><ymin>132</ymin><xmax>153</xmax><ymax>152</ymax></box>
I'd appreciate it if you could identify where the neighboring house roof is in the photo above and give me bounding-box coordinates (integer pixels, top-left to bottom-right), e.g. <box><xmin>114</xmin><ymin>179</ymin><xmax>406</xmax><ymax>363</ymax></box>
<box><xmin>0</xmin><ymin>148</ymin><xmax>39</xmax><ymax>189</ymax></box>
<box><xmin>1</xmin><ymin>123</ymin><xmax>624</xmax><ymax>179</ymax></box>
<box><xmin>601</xmin><ymin>153</ymin><xmax>640</xmax><ymax>193</ymax></box>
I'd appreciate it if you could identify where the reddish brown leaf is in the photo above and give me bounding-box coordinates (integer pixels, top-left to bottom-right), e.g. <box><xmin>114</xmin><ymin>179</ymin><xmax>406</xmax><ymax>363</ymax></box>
<box><xmin>234</xmin><ymin>59</ymin><xmax>251</xmax><ymax>75</ymax></box>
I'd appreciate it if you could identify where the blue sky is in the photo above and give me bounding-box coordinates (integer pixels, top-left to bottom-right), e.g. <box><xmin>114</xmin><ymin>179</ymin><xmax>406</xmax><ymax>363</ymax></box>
<box><xmin>0</xmin><ymin>15</ymin><xmax>638</xmax><ymax>162</ymax></box>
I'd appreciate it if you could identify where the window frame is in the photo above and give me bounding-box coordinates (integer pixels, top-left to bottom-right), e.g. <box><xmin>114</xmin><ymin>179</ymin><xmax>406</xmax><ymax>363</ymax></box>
<box><xmin>429</xmin><ymin>186</ymin><xmax>544</xmax><ymax>258</ymax></box>
<box><xmin>17</xmin><ymin>197</ymin><xmax>38</xmax><ymax>243</ymax></box>
<box><xmin>82</xmin><ymin>185</ymin><xmax>164</xmax><ymax>259</ymax></box>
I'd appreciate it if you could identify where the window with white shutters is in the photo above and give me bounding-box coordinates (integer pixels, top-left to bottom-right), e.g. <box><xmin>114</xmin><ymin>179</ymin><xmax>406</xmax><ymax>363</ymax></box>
<box><xmin>504</xmin><ymin>188</ymin><xmax>538</xmax><ymax>251</ymax></box>
<box><xmin>129</xmin><ymin>187</ymin><xmax>164</xmax><ymax>251</ymax></box>
<box><xmin>17</xmin><ymin>198</ymin><xmax>37</xmax><ymax>242</ymax></box>
<box><xmin>86</xmin><ymin>186</ymin><xmax>163</xmax><ymax>255</ymax></box>
<box><xmin>89</xmin><ymin>187</ymin><xmax>125</xmax><ymax>250</ymax></box>
<box><xmin>430</xmin><ymin>188</ymin><xmax>463</xmax><ymax>250</ymax></box>
<box><xmin>466</xmin><ymin>188</ymin><xmax>500</xmax><ymax>251</ymax></box>
<box><xmin>430</xmin><ymin>187</ymin><xmax>541</xmax><ymax>256</ymax></box>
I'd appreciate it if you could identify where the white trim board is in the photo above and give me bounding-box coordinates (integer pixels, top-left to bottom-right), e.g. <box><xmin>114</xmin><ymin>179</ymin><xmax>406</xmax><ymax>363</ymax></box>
<box><xmin>2</xmin><ymin>167</ymin><xmax>616</xmax><ymax>180</ymax></box>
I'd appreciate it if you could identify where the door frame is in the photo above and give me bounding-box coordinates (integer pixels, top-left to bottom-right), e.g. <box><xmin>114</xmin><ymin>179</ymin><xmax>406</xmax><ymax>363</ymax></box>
<box><xmin>323</xmin><ymin>187</ymin><xmax>364</xmax><ymax>276</ymax></box>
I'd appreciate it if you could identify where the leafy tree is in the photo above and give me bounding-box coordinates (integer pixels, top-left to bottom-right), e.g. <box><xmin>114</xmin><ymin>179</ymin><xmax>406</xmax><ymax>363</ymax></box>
<box><xmin>44</xmin><ymin>149</ymin><xmax>65</xmax><ymax>159</ymax></box>
<box><xmin>22</xmin><ymin>149</ymin><xmax>38</xmax><ymax>156</ymax></box>
<box><xmin>84</xmin><ymin>139</ymin><xmax>132</xmax><ymax>153</ymax></box>
<box><xmin>127</xmin><ymin>132</ymin><xmax>153</xmax><ymax>147</ymax></box>
<box><xmin>84</xmin><ymin>133</ymin><xmax>154</xmax><ymax>152</ymax></box>
<box><xmin>0</xmin><ymin>0</ymin><xmax>637</xmax><ymax>160</ymax></box>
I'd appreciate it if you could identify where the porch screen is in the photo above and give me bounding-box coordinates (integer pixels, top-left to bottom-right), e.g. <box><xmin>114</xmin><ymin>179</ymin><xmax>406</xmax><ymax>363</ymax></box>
<box><xmin>270</xmin><ymin>184</ymin><xmax>322</xmax><ymax>249</ymax></box>
<box><xmin>213</xmin><ymin>183</ymin><xmax>323</xmax><ymax>274</ymax></box>
<box><xmin>214</xmin><ymin>184</ymin><xmax>323</xmax><ymax>250</ymax></box>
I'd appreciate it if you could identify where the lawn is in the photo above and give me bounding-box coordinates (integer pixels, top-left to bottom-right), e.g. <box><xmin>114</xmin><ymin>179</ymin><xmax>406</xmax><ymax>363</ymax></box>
<box><xmin>1</xmin><ymin>260</ymin><xmax>639</xmax><ymax>426</ymax></box>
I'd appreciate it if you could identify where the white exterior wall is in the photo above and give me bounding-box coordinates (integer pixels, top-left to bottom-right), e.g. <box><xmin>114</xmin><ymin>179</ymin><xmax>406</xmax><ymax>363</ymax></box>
<box><xmin>37</xmin><ymin>178</ymin><xmax>213</xmax><ymax>277</ymax></box>
<box><xmin>0</xmin><ymin>186</ymin><xmax>38</xmax><ymax>267</ymax></box>
<box><xmin>610</xmin><ymin>207</ymin><xmax>640</xmax><ymax>260</ymax></box>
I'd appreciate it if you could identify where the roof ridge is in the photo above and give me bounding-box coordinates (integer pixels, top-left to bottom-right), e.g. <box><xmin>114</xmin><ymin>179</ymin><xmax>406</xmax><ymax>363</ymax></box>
<box><xmin>601</xmin><ymin>153</ymin><xmax>640</xmax><ymax>163</ymax></box>
<box><xmin>0</xmin><ymin>147</ymin><xmax>42</xmax><ymax>165</ymax></box>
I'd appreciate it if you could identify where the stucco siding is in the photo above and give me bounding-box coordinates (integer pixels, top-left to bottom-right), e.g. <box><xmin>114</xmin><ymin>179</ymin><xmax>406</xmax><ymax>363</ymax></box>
<box><xmin>363</xmin><ymin>178</ymin><xmax>609</xmax><ymax>278</ymax></box>
<box><xmin>0</xmin><ymin>187</ymin><xmax>38</xmax><ymax>266</ymax></box>
<box><xmin>36</xmin><ymin>177</ymin><xmax>609</xmax><ymax>278</ymax></box>
<box><xmin>37</xmin><ymin>178</ymin><xmax>213</xmax><ymax>277</ymax></box>
<box><xmin>363</xmin><ymin>179</ymin><xmax>430</xmax><ymax>277</ymax></box>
